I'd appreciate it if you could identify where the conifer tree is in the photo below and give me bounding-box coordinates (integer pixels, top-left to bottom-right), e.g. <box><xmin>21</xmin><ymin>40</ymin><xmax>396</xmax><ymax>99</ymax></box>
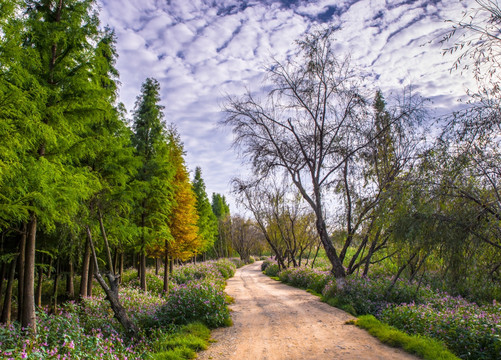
<box><xmin>192</xmin><ymin>167</ymin><xmax>218</xmax><ymax>256</ymax></box>
<box><xmin>211</xmin><ymin>193</ymin><xmax>231</xmax><ymax>257</ymax></box>
<box><xmin>167</xmin><ymin>131</ymin><xmax>200</xmax><ymax>262</ymax></box>
<box><xmin>14</xmin><ymin>0</ymin><xmax>111</xmax><ymax>332</ymax></box>
<box><xmin>131</xmin><ymin>78</ymin><xmax>174</xmax><ymax>291</ymax></box>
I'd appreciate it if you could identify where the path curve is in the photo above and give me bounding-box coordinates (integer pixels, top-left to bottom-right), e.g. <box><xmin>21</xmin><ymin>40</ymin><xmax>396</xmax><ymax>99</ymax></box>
<box><xmin>197</xmin><ymin>261</ymin><xmax>419</xmax><ymax>360</ymax></box>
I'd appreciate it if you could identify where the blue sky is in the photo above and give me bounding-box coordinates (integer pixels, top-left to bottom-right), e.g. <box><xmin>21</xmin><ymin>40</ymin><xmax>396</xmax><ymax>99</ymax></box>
<box><xmin>98</xmin><ymin>0</ymin><xmax>476</xmax><ymax>212</ymax></box>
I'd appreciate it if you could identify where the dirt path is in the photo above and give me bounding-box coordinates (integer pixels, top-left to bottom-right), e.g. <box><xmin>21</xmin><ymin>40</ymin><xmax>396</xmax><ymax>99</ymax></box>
<box><xmin>197</xmin><ymin>261</ymin><xmax>419</xmax><ymax>360</ymax></box>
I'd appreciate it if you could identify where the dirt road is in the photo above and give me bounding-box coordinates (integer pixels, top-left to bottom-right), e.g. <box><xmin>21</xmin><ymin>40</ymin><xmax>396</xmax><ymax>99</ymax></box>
<box><xmin>197</xmin><ymin>261</ymin><xmax>418</xmax><ymax>360</ymax></box>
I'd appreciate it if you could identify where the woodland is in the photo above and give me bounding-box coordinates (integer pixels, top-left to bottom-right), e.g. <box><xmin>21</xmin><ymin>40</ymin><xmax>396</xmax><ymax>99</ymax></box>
<box><xmin>0</xmin><ymin>0</ymin><xmax>500</xmax><ymax>359</ymax></box>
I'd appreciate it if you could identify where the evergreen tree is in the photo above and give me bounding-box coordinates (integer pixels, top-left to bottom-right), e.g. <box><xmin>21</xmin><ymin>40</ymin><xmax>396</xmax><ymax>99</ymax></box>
<box><xmin>13</xmin><ymin>0</ymin><xmax>111</xmax><ymax>332</ymax></box>
<box><xmin>211</xmin><ymin>193</ymin><xmax>231</xmax><ymax>257</ymax></box>
<box><xmin>131</xmin><ymin>77</ymin><xmax>174</xmax><ymax>291</ymax></box>
<box><xmin>192</xmin><ymin>167</ymin><xmax>218</xmax><ymax>256</ymax></box>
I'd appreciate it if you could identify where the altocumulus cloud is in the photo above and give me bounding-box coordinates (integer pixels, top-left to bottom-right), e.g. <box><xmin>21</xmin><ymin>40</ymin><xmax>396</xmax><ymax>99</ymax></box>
<box><xmin>98</xmin><ymin>0</ymin><xmax>476</xmax><ymax>211</ymax></box>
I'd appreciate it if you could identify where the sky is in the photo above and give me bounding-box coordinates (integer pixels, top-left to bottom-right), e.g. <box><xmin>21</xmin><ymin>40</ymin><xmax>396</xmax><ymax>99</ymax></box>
<box><xmin>97</xmin><ymin>0</ymin><xmax>477</xmax><ymax>212</ymax></box>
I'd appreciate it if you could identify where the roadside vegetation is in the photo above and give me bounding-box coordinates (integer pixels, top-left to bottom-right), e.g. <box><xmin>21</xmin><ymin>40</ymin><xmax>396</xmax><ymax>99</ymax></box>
<box><xmin>0</xmin><ymin>259</ymin><xmax>239</xmax><ymax>359</ymax></box>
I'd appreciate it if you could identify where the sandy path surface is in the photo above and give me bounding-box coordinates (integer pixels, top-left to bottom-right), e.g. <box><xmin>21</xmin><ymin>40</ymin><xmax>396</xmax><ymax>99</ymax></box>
<box><xmin>197</xmin><ymin>261</ymin><xmax>419</xmax><ymax>360</ymax></box>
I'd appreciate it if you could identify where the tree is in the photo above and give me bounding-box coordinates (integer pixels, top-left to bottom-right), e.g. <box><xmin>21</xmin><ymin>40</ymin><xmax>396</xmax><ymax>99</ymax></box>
<box><xmin>227</xmin><ymin>215</ymin><xmax>263</xmax><ymax>263</ymax></box>
<box><xmin>211</xmin><ymin>193</ymin><xmax>231</xmax><ymax>258</ymax></box>
<box><xmin>13</xmin><ymin>0</ymin><xmax>112</xmax><ymax>332</ymax></box>
<box><xmin>131</xmin><ymin>77</ymin><xmax>174</xmax><ymax>291</ymax></box>
<box><xmin>192</xmin><ymin>167</ymin><xmax>218</xmax><ymax>257</ymax></box>
<box><xmin>224</xmin><ymin>29</ymin><xmax>422</xmax><ymax>278</ymax></box>
<box><xmin>167</xmin><ymin>131</ymin><xmax>200</xmax><ymax>262</ymax></box>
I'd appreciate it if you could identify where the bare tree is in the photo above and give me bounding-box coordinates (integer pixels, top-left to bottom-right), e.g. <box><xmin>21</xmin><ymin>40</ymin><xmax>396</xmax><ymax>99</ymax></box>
<box><xmin>234</xmin><ymin>177</ymin><xmax>318</xmax><ymax>268</ymax></box>
<box><xmin>224</xmin><ymin>29</ymin><xmax>421</xmax><ymax>278</ymax></box>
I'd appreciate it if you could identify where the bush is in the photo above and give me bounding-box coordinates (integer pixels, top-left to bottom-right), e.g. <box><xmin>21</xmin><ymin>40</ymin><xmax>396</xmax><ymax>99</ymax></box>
<box><xmin>171</xmin><ymin>259</ymin><xmax>235</xmax><ymax>285</ymax></box>
<box><xmin>332</xmin><ymin>276</ymin><xmax>436</xmax><ymax>317</ymax></box>
<box><xmin>155</xmin><ymin>279</ymin><xmax>231</xmax><ymax>329</ymax></box>
<box><xmin>277</xmin><ymin>267</ymin><xmax>332</xmax><ymax>294</ymax></box>
<box><xmin>261</xmin><ymin>259</ymin><xmax>275</xmax><ymax>272</ymax></box>
<box><xmin>264</xmin><ymin>263</ymin><xmax>280</xmax><ymax>277</ymax></box>
<box><xmin>321</xmin><ymin>278</ymin><xmax>337</xmax><ymax>299</ymax></box>
<box><xmin>381</xmin><ymin>297</ymin><xmax>501</xmax><ymax>360</ymax></box>
<box><xmin>0</xmin><ymin>304</ymin><xmax>146</xmax><ymax>359</ymax></box>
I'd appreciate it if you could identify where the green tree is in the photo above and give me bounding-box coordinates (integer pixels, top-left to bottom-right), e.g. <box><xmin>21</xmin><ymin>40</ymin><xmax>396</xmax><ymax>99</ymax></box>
<box><xmin>11</xmin><ymin>0</ymin><xmax>112</xmax><ymax>332</ymax></box>
<box><xmin>211</xmin><ymin>193</ymin><xmax>231</xmax><ymax>258</ymax></box>
<box><xmin>131</xmin><ymin>77</ymin><xmax>174</xmax><ymax>291</ymax></box>
<box><xmin>192</xmin><ymin>167</ymin><xmax>218</xmax><ymax>257</ymax></box>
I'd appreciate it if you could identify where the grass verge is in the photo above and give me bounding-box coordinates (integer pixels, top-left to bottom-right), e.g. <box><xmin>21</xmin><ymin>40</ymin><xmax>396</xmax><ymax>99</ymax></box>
<box><xmin>351</xmin><ymin>315</ymin><xmax>459</xmax><ymax>360</ymax></box>
<box><xmin>150</xmin><ymin>322</ymin><xmax>211</xmax><ymax>360</ymax></box>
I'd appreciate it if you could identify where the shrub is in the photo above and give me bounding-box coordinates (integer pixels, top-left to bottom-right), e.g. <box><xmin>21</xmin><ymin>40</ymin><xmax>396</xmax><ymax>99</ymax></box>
<box><xmin>322</xmin><ymin>278</ymin><xmax>337</xmax><ymax>299</ymax></box>
<box><xmin>264</xmin><ymin>263</ymin><xmax>280</xmax><ymax>277</ymax></box>
<box><xmin>261</xmin><ymin>259</ymin><xmax>275</xmax><ymax>272</ymax></box>
<box><xmin>332</xmin><ymin>276</ymin><xmax>436</xmax><ymax>317</ymax></box>
<box><xmin>277</xmin><ymin>267</ymin><xmax>332</xmax><ymax>294</ymax></box>
<box><xmin>171</xmin><ymin>259</ymin><xmax>235</xmax><ymax>285</ymax></box>
<box><xmin>381</xmin><ymin>297</ymin><xmax>501</xmax><ymax>360</ymax></box>
<box><xmin>155</xmin><ymin>279</ymin><xmax>231</xmax><ymax>329</ymax></box>
<box><xmin>0</xmin><ymin>305</ymin><xmax>145</xmax><ymax>359</ymax></box>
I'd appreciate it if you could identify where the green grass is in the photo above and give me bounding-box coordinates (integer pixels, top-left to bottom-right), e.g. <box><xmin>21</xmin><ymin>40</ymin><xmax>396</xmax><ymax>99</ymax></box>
<box><xmin>352</xmin><ymin>315</ymin><xmax>459</xmax><ymax>360</ymax></box>
<box><xmin>149</xmin><ymin>322</ymin><xmax>212</xmax><ymax>360</ymax></box>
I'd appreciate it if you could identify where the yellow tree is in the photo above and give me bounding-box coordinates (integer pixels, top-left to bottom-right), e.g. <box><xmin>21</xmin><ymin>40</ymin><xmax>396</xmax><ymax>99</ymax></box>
<box><xmin>164</xmin><ymin>129</ymin><xmax>200</xmax><ymax>286</ymax></box>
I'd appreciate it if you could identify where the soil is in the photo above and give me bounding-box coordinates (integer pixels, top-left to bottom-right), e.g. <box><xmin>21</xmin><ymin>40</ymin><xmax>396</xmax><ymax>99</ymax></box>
<box><xmin>197</xmin><ymin>261</ymin><xmax>419</xmax><ymax>360</ymax></box>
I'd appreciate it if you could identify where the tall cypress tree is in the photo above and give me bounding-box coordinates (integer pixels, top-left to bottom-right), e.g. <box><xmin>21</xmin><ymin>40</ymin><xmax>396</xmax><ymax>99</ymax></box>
<box><xmin>192</xmin><ymin>167</ymin><xmax>218</xmax><ymax>256</ymax></box>
<box><xmin>131</xmin><ymin>78</ymin><xmax>174</xmax><ymax>291</ymax></box>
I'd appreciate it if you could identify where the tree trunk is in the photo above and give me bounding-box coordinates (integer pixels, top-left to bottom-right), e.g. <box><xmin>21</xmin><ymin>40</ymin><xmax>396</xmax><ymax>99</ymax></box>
<box><xmin>315</xmin><ymin>215</ymin><xmax>345</xmax><ymax>278</ymax></box>
<box><xmin>155</xmin><ymin>258</ymin><xmax>159</xmax><ymax>275</ymax></box>
<box><xmin>87</xmin><ymin>260</ymin><xmax>94</xmax><ymax>297</ymax></box>
<box><xmin>51</xmin><ymin>260</ymin><xmax>60</xmax><ymax>312</ymax></box>
<box><xmin>22</xmin><ymin>214</ymin><xmax>37</xmax><ymax>333</ymax></box>
<box><xmin>0</xmin><ymin>262</ymin><xmax>5</xmax><ymax>301</ymax></box>
<box><xmin>140</xmin><ymin>253</ymin><xmax>147</xmax><ymax>291</ymax></box>
<box><xmin>80</xmin><ymin>237</ymin><xmax>91</xmax><ymax>298</ymax></box>
<box><xmin>169</xmin><ymin>256</ymin><xmax>174</xmax><ymax>274</ymax></box>
<box><xmin>66</xmin><ymin>259</ymin><xmax>74</xmax><ymax>298</ymax></box>
<box><xmin>86</xmin><ymin>225</ymin><xmax>138</xmax><ymax>335</ymax></box>
<box><xmin>119</xmin><ymin>252</ymin><xmax>124</xmax><ymax>284</ymax></box>
<box><xmin>35</xmin><ymin>261</ymin><xmax>43</xmax><ymax>308</ymax></box>
<box><xmin>17</xmin><ymin>223</ymin><xmax>27</xmax><ymax>322</ymax></box>
<box><xmin>163</xmin><ymin>248</ymin><xmax>169</xmax><ymax>294</ymax></box>
<box><xmin>1</xmin><ymin>257</ymin><xmax>17</xmax><ymax>324</ymax></box>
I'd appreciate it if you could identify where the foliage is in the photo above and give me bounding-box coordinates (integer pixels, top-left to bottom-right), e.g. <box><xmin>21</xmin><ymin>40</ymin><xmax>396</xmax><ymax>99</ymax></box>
<box><xmin>354</xmin><ymin>315</ymin><xmax>459</xmax><ymax>360</ymax></box>
<box><xmin>277</xmin><ymin>267</ymin><xmax>332</xmax><ymax>294</ymax></box>
<box><xmin>264</xmin><ymin>263</ymin><xmax>280</xmax><ymax>277</ymax></box>
<box><xmin>166</xmin><ymin>130</ymin><xmax>200</xmax><ymax>261</ymax></box>
<box><xmin>260</xmin><ymin>258</ymin><xmax>275</xmax><ymax>272</ymax></box>
<box><xmin>325</xmin><ymin>276</ymin><xmax>435</xmax><ymax>317</ymax></box>
<box><xmin>381</xmin><ymin>297</ymin><xmax>501</xmax><ymax>360</ymax></box>
<box><xmin>0</xmin><ymin>304</ymin><xmax>146</xmax><ymax>359</ymax></box>
<box><xmin>192</xmin><ymin>167</ymin><xmax>218</xmax><ymax>254</ymax></box>
<box><xmin>155</xmin><ymin>279</ymin><xmax>231</xmax><ymax>329</ymax></box>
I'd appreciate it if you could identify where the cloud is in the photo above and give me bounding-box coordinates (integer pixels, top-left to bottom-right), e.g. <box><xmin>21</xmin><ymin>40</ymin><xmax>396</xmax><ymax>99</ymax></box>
<box><xmin>98</xmin><ymin>0</ymin><xmax>478</xmax><ymax>213</ymax></box>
